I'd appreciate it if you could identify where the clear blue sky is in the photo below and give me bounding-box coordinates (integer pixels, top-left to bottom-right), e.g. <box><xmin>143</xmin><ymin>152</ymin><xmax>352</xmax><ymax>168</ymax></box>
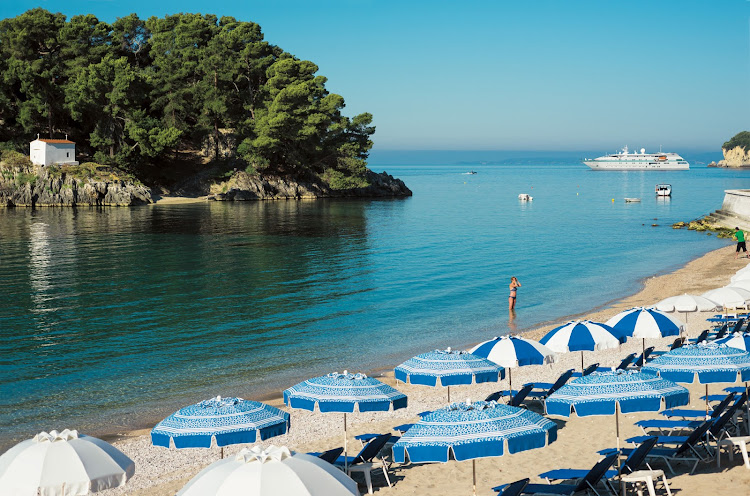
<box><xmin>2</xmin><ymin>1</ymin><xmax>748</xmax><ymax>152</ymax></box>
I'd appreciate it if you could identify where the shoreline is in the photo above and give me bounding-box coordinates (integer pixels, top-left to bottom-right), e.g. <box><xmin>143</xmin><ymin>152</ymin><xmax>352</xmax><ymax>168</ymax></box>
<box><xmin>89</xmin><ymin>243</ymin><xmax>741</xmax><ymax>448</ymax></box>
<box><xmin>93</xmin><ymin>242</ymin><xmax>750</xmax><ymax>496</ymax></box>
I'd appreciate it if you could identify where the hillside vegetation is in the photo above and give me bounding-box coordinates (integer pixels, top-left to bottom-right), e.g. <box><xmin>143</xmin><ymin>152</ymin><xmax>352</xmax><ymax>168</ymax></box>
<box><xmin>0</xmin><ymin>9</ymin><xmax>375</xmax><ymax>190</ymax></box>
<box><xmin>723</xmin><ymin>131</ymin><xmax>750</xmax><ymax>152</ymax></box>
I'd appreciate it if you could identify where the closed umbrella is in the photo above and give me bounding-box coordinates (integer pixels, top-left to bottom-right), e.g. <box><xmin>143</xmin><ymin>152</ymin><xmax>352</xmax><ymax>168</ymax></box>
<box><xmin>151</xmin><ymin>396</ymin><xmax>290</xmax><ymax>458</ymax></box>
<box><xmin>0</xmin><ymin>429</ymin><xmax>134</xmax><ymax>496</ymax></box>
<box><xmin>395</xmin><ymin>348</ymin><xmax>504</xmax><ymax>402</ymax></box>
<box><xmin>393</xmin><ymin>400</ymin><xmax>557</xmax><ymax>496</ymax></box>
<box><xmin>177</xmin><ymin>445</ymin><xmax>358</xmax><ymax>496</ymax></box>
<box><xmin>284</xmin><ymin>371</ymin><xmax>407</xmax><ymax>470</ymax></box>
<box><xmin>540</xmin><ymin>320</ymin><xmax>624</xmax><ymax>372</ymax></box>
<box><xmin>605</xmin><ymin>307</ymin><xmax>684</xmax><ymax>355</ymax></box>
<box><xmin>701</xmin><ymin>287</ymin><xmax>750</xmax><ymax>309</ymax></box>
<box><xmin>469</xmin><ymin>335</ymin><xmax>557</xmax><ymax>396</ymax></box>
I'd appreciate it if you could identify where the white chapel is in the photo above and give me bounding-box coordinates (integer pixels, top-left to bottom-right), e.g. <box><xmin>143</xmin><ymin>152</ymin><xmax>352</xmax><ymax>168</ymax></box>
<box><xmin>30</xmin><ymin>135</ymin><xmax>78</xmax><ymax>166</ymax></box>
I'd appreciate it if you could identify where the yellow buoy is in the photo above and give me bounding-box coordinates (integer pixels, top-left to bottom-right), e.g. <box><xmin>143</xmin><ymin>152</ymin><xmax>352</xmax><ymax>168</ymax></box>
<box><xmin>611</xmin><ymin>199</ymin><xmax>615</xmax><ymax>202</ymax></box>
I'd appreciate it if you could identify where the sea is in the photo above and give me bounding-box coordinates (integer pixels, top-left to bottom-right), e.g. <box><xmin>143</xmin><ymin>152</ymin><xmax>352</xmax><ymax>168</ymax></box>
<box><xmin>1</xmin><ymin>150</ymin><xmax>748</xmax><ymax>448</ymax></box>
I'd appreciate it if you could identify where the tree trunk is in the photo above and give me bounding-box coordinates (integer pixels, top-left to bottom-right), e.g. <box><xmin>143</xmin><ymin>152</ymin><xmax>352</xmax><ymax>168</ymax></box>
<box><xmin>214</xmin><ymin>69</ymin><xmax>219</xmax><ymax>160</ymax></box>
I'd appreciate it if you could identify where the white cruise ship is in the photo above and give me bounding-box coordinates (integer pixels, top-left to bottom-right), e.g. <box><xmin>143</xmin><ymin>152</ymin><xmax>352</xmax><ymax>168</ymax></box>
<box><xmin>583</xmin><ymin>146</ymin><xmax>689</xmax><ymax>170</ymax></box>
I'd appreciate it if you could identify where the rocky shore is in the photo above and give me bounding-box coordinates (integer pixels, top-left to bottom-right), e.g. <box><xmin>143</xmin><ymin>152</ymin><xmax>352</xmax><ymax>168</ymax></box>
<box><xmin>0</xmin><ymin>160</ymin><xmax>153</xmax><ymax>207</ymax></box>
<box><xmin>206</xmin><ymin>169</ymin><xmax>412</xmax><ymax>201</ymax></box>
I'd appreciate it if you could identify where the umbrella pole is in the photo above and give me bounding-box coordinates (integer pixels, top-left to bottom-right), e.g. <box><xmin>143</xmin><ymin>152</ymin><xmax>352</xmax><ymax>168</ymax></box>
<box><xmin>615</xmin><ymin>406</ymin><xmax>622</xmax><ymax>495</ymax></box>
<box><xmin>220</xmin><ymin>447</ymin><xmax>224</xmax><ymax>459</ymax></box>
<box><xmin>705</xmin><ymin>385</ymin><xmax>710</xmax><ymax>416</ymax></box>
<box><xmin>746</xmin><ymin>382</ymin><xmax>750</xmax><ymax>435</ymax></box>
<box><xmin>344</xmin><ymin>413</ymin><xmax>348</xmax><ymax>472</ymax></box>
<box><xmin>472</xmin><ymin>459</ymin><xmax>477</xmax><ymax>496</ymax></box>
<box><xmin>448</xmin><ymin>386</ymin><xmax>451</xmax><ymax>403</ymax></box>
<box><xmin>508</xmin><ymin>368</ymin><xmax>513</xmax><ymax>399</ymax></box>
<box><xmin>581</xmin><ymin>351</ymin><xmax>584</xmax><ymax>374</ymax></box>
<box><xmin>642</xmin><ymin>338</ymin><xmax>645</xmax><ymax>357</ymax></box>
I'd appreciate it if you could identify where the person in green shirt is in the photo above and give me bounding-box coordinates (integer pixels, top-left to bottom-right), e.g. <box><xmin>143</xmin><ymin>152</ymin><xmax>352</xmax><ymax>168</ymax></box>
<box><xmin>734</xmin><ymin>227</ymin><xmax>748</xmax><ymax>259</ymax></box>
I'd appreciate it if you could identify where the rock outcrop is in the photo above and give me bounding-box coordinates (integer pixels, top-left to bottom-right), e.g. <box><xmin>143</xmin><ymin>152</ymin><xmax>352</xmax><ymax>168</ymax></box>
<box><xmin>207</xmin><ymin>169</ymin><xmax>411</xmax><ymax>201</ymax></box>
<box><xmin>0</xmin><ymin>162</ymin><xmax>153</xmax><ymax>207</ymax></box>
<box><xmin>717</xmin><ymin>146</ymin><xmax>750</xmax><ymax>168</ymax></box>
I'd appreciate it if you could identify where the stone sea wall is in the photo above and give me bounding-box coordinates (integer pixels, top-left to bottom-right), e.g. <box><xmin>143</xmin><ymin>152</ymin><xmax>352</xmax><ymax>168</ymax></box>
<box><xmin>703</xmin><ymin>189</ymin><xmax>750</xmax><ymax>231</ymax></box>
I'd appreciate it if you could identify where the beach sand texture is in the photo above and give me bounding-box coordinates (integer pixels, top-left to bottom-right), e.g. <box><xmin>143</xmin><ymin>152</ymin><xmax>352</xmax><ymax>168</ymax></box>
<box><xmin>95</xmin><ymin>245</ymin><xmax>750</xmax><ymax>495</ymax></box>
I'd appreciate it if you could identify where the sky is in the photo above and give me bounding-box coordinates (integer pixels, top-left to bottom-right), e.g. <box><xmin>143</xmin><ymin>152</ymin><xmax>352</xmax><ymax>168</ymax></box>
<box><xmin>1</xmin><ymin>0</ymin><xmax>749</xmax><ymax>153</ymax></box>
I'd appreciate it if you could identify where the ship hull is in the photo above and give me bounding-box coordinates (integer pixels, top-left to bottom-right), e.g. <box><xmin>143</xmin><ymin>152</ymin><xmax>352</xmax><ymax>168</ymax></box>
<box><xmin>584</xmin><ymin>161</ymin><xmax>689</xmax><ymax>171</ymax></box>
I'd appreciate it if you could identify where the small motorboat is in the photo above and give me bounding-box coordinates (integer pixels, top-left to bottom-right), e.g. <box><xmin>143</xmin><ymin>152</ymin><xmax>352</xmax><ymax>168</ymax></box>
<box><xmin>655</xmin><ymin>184</ymin><xmax>672</xmax><ymax>196</ymax></box>
<box><xmin>624</xmin><ymin>198</ymin><xmax>641</xmax><ymax>203</ymax></box>
<box><xmin>464</xmin><ymin>171</ymin><xmax>477</xmax><ymax>175</ymax></box>
<box><xmin>518</xmin><ymin>193</ymin><xmax>533</xmax><ymax>201</ymax></box>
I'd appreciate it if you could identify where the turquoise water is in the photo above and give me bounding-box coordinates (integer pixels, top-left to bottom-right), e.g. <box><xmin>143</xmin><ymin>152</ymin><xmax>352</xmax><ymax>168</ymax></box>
<box><xmin>1</xmin><ymin>155</ymin><xmax>748</xmax><ymax>447</ymax></box>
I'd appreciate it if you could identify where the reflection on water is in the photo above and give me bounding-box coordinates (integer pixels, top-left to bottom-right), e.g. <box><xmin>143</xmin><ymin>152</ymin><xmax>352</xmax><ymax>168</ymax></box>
<box><xmin>1</xmin><ymin>163</ymin><xmax>749</xmax><ymax>449</ymax></box>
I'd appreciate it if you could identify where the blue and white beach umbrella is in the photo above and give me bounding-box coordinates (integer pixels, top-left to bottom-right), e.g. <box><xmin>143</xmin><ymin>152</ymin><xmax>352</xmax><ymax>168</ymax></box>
<box><xmin>546</xmin><ymin>370</ymin><xmax>689</xmax><ymax>417</ymax></box>
<box><xmin>546</xmin><ymin>370</ymin><xmax>689</xmax><ymax>451</ymax></box>
<box><xmin>716</xmin><ymin>332</ymin><xmax>750</xmax><ymax>352</ymax></box>
<box><xmin>392</xmin><ymin>401</ymin><xmax>556</xmax><ymax>495</ymax></box>
<box><xmin>469</xmin><ymin>335</ymin><xmax>557</xmax><ymax>393</ymax></box>
<box><xmin>151</xmin><ymin>396</ymin><xmax>290</xmax><ymax>452</ymax></box>
<box><xmin>283</xmin><ymin>371</ymin><xmax>407</xmax><ymax>470</ymax></box>
<box><xmin>606</xmin><ymin>307</ymin><xmax>684</xmax><ymax>355</ymax></box>
<box><xmin>605</xmin><ymin>307</ymin><xmax>684</xmax><ymax>340</ymax></box>
<box><xmin>642</xmin><ymin>342</ymin><xmax>750</xmax><ymax>413</ymax></box>
<box><xmin>540</xmin><ymin>320</ymin><xmax>624</xmax><ymax>372</ymax></box>
<box><xmin>394</xmin><ymin>348</ymin><xmax>504</xmax><ymax>402</ymax></box>
<box><xmin>641</xmin><ymin>342</ymin><xmax>750</xmax><ymax>384</ymax></box>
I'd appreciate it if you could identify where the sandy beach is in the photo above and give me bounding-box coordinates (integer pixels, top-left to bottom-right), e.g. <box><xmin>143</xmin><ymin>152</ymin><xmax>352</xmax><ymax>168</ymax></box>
<box><xmin>99</xmin><ymin>244</ymin><xmax>750</xmax><ymax>496</ymax></box>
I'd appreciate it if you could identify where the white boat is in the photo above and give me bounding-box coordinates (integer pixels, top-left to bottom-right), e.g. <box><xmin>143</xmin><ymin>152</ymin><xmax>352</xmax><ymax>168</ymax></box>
<box><xmin>655</xmin><ymin>184</ymin><xmax>672</xmax><ymax>196</ymax></box>
<box><xmin>624</xmin><ymin>198</ymin><xmax>641</xmax><ymax>203</ymax></box>
<box><xmin>583</xmin><ymin>146</ymin><xmax>689</xmax><ymax>170</ymax></box>
<box><xmin>518</xmin><ymin>193</ymin><xmax>533</xmax><ymax>201</ymax></box>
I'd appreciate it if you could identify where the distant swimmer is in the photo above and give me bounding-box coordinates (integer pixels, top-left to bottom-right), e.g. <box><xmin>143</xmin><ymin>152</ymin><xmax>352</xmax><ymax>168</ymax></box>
<box><xmin>509</xmin><ymin>276</ymin><xmax>521</xmax><ymax>311</ymax></box>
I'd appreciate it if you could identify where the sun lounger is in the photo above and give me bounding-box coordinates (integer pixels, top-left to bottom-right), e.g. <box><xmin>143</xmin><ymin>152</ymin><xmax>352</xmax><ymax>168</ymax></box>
<box><xmin>689</xmin><ymin>329</ymin><xmax>710</xmax><ymax>344</ymax></box>
<box><xmin>538</xmin><ymin>437</ymin><xmax>659</xmax><ymax>493</ymax></box>
<box><xmin>596</xmin><ymin>353</ymin><xmax>637</xmax><ymax>372</ymax></box>
<box><xmin>495</xmin><ymin>478</ymin><xmax>530</xmax><ymax>496</ymax></box>
<box><xmin>334</xmin><ymin>433</ymin><xmax>392</xmax><ymax>494</ymax></box>
<box><xmin>601</xmin><ymin>421</ymin><xmax>713</xmax><ymax>475</ymax></box>
<box><xmin>524</xmin><ymin>369</ymin><xmax>574</xmax><ymax>404</ymax></box>
<box><xmin>628</xmin><ymin>393</ymin><xmax>746</xmax><ymax>452</ymax></box>
<box><xmin>648</xmin><ymin>338</ymin><xmax>684</xmax><ymax>359</ymax></box>
<box><xmin>317</xmin><ymin>447</ymin><xmax>344</xmax><ymax>464</ymax></box>
<box><xmin>492</xmin><ymin>453</ymin><xmax>619</xmax><ymax>495</ymax></box>
<box><xmin>660</xmin><ymin>392</ymin><xmax>736</xmax><ymax>420</ymax></box>
<box><xmin>570</xmin><ymin>363</ymin><xmax>599</xmax><ymax>378</ymax></box>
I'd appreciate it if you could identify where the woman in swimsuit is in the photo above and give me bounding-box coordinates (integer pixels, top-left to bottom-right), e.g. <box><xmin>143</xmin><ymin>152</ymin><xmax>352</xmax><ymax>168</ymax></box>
<box><xmin>509</xmin><ymin>276</ymin><xmax>521</xmax><ymax>311</ymax></box>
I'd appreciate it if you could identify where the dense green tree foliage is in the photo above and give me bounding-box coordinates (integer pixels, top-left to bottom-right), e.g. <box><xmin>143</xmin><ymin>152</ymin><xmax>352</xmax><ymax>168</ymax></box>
<box><xmin>724</xmin><ymin>131</ymin><xmax>750</xmax><ymax>152</ymax></box>
<box><xmin>0</xmin><ymin>9</ymin><xmax>374</xmax><ymax>185</ymax></box>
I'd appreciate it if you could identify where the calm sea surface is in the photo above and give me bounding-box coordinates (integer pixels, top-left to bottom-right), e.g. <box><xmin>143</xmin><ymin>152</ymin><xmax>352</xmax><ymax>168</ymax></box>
<box><xmin>1</xmin><ymin>154</ymin><xmax>749</xmax><ymax>447</ymax></box>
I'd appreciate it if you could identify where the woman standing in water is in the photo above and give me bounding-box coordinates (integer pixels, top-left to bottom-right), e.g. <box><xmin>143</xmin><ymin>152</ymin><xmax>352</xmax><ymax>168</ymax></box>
<box><xmin>508</xmin><ymin>276</ymin><xmax>521</xmax><ymax>311</ymax></box>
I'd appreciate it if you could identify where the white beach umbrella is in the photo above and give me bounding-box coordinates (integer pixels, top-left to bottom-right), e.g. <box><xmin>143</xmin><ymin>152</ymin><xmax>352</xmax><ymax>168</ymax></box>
<box><xmin>654</xmin><ymin>293</ymin><xmax>720</xmax><ymax>328</ymax></box>
<box><xmin>0</xmin><ymin>429</ymin><xmax>134</xmax><ymax>496</ymax></box>
<box><xmin>177</xmin><ymin>445</ymin><xmax>359</xmax><ymax>496</ymax></box>
<box><xmin>728</xmin><ymin>280</ymin><xmax>750</xmax><ymax>293</ymax></box>
<box><xmin>731</xmin><ymin>265</ymin><xmax>750</xmax><ymax>283</ymax></box>
<box><xmin>701</xmin><ymin>287</ymin><xmax>750</xmax><ymax>308</ymax></box>
<box><xmin>654</xmin><ymin>294</ymin><xmax>719</xmax><ymax>313</ymax></box>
